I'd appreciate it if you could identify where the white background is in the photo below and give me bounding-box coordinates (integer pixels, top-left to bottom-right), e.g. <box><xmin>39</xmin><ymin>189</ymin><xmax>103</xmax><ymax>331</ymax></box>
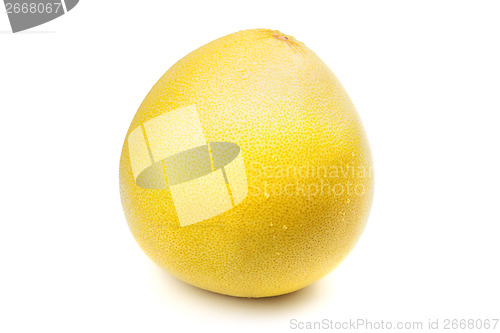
<box><xmin>1</xmin><ymin>1</ymin><xmax>499</xmax><ymax>332</ymax></box>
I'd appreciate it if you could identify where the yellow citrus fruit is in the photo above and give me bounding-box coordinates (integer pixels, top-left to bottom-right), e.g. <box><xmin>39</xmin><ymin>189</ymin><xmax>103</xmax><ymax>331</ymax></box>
<box><xmin>119</xmin><ymin>29</ymin><xmax>374</xmax><ymax>298</ymax></box>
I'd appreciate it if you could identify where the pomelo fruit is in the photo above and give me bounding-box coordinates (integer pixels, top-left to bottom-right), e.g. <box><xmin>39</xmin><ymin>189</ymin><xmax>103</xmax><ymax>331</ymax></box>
<box><xmin>119</xmin><ymin>29</ymin><xmax>374</xmax><ymax>297</ymax></box>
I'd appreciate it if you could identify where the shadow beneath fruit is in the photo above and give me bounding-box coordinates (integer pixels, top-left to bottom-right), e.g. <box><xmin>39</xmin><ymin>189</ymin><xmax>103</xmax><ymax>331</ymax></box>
<box><xmin>151</xmin><ymin>264</ymin><xmax>335</xmax><ymax>317</ymax></box>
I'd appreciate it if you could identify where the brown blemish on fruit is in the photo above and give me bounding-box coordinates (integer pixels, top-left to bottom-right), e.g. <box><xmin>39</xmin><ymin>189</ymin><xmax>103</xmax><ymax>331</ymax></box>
<box><xmin>272</xmin><ymin>33</ymin><xmax>288</xmax><ymax>41</ymax></box>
